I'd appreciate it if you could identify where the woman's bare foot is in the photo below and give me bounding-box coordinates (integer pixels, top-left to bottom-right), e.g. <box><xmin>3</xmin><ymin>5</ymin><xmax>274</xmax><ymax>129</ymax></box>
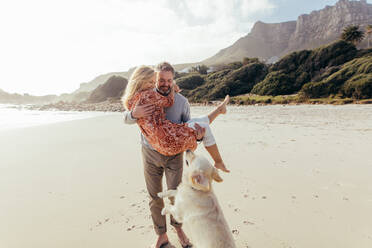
<box><xmin>152</xmin><ymin>233</ymin><xmax>169</xmax><ymax>248</ymax></box>
<box><xmin>215</xmin><ymin>161</ymin><xmax>230</xmax><ymax>173</ymax></box>
<box><xmin>218</xmin><ymin>95</ymin><xmax>230</xmax><ymax>114</ymax></box>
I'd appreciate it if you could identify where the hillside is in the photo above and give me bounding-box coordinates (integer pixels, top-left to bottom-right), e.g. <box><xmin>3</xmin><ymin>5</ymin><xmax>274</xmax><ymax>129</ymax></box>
<box><xmin>203</xmin><ymin>0</ymin><xmax>372</xmax><ymax>65</ymax></box>
<box><xmin>85</xmin><ymin>75</ymin><xmax>128</xmax><ymax>103</ymax></box>
<box><xmin>177</xmin><ymin>40</ymin><xmax>372</xmax><ymax>102</ymax></box>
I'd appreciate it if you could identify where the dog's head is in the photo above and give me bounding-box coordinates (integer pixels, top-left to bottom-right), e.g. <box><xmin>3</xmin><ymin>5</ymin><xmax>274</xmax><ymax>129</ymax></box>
<box><xmin>185</xmin><ymin>150</ymin><xmax>223</xmax><ymax>192</ymax></box>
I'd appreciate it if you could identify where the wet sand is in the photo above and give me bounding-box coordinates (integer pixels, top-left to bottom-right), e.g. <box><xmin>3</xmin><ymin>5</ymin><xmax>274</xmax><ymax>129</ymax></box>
<box><xmin>1</xmin><ymin>105</ymin><xmax>372</xmax><ymax>248</ymax></box>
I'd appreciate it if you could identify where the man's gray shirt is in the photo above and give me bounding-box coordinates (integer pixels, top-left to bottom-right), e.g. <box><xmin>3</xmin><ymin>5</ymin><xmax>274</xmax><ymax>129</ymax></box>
<box><xmin>123</xmin><ymin>93</ymin><xmax>191</xmax><ymax>151</ymax></box>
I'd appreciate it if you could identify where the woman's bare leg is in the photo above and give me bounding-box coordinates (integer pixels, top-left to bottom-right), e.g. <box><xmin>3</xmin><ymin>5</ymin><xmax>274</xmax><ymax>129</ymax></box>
<box><xmin>205</xmin><ymin>144</ymin><xmax>230</xmax><ymax>173</ymax></box>
<box><xmin>208</xmin><ymin>95</ymin><xmax>230</xmax><ymax>124</ymax></box>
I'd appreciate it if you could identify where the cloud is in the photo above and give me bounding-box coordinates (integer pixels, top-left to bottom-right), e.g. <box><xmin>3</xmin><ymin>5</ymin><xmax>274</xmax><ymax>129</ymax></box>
<box><xmin>0</xmin><ymin>0</ymin><xmax>276</xmax><ymax>95</ymax></box>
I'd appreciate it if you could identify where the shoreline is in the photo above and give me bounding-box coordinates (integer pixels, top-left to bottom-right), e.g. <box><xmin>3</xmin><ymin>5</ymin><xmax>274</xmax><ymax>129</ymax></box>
<box><xmin>22</xmin><ymin>96</ymin><xmax>372</xmax><ymax>112</ymax></box>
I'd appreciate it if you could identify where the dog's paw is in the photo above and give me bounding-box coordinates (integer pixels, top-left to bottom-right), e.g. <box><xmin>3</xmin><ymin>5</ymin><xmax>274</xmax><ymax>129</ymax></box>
<box><xmin>158</xmin><ymin>192</ymin><xmax>165</xmax><ymax>198</ymax></box>
<box><xmin>161</xmin><ymin>207</ymin><xmax>167</xmax><ymax>216</ymax></box>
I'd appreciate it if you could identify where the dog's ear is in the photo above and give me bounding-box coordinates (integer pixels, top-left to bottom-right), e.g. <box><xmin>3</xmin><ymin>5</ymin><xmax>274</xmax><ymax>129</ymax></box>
<box><xmin>185</xmin><ymin>150</ymin><xmax>196</xmax><ymax>164</ymax></box>
<box><xmin>191</xmin><ymin>171</ymin><xmax>210</xmax><ymax>191</ymax></box>
<box><xmin>212</xmin><ymin>168</ymin><xmax>223</xmax><ymax>182</ymax></box>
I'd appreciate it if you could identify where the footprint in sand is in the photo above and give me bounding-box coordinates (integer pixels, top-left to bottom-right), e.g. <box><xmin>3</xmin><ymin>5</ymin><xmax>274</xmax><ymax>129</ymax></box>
<box><xmin>126</xmin><ymin>225</ymin><xmax>136</xmax><ymax>231</ymax></box>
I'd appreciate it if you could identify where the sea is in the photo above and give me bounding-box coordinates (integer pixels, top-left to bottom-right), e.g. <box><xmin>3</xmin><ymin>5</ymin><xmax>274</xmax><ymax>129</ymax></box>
<box><xmin>0</xmin><ymin>104</ymin><xmax>111</xmax><ymax>131</ymax></box>
<box><xmin>2</xmin><ymin>103</ymin><xmax>372</xmax><ymax>132</ymax></box>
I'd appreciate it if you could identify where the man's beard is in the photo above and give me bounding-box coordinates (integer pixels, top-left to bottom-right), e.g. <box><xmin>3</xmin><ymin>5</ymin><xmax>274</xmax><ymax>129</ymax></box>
<box><xmin>157</xmin><ymin>86</ymin><xmax>171</xmax><ymax>96</ymax></box>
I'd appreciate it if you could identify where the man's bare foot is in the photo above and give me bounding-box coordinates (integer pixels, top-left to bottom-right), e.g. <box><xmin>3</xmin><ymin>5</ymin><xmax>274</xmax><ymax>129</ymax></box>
<box><xmin>174</xmin><ymin>227</ymin><xmax>192</xmax><ymax>247</ymax></box>
<box><xmin>215</xmin><ymin>161</ymin><xmax>230</xmax><ymax>173</ymax></box>
<box><xmin>152</xmin><ymin>233</ymin><xmax>169</xmax><ymax>248</ymax></box>
<box><xmin>218</xmin><ymin>95</ymin><xmax>230</xmax><ymax>114</ymax></box>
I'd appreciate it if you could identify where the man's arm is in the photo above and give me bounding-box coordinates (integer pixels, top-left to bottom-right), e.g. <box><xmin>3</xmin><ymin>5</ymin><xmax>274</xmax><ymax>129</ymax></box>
<box><xmin>123</xmin><ymin>103</ymin><xmax>155</xmax><ymax>125</ymax></box>
<box><xmin>123</xmin><ymin>110</ymin><xmax>137</xmax><ymax>124</ymax></box>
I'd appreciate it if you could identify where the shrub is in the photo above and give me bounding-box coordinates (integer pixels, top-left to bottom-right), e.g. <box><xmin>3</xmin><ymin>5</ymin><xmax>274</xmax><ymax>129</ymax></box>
<box><xmin>251</xmin><ymin>71</ymin><xmax>293</xmax><ymax>95</ymax></box>
<box><xmin>184</xmin><ymin>62</ymin><xmax>268</xmax><ymax>101</ymax></box>
<box><xmin>176</xmin><ymin>74</ymin><xmax>205</xmax><ymax>90</ymax></box>
<box><xmin>341</xmin><ymin>74</ymin><xmax>372</xmax><ymax>99</ymax></box>
<box><xmin>262</xmin><ymin>40</ymin><xmax>357</xmax><ymax>95</ymax></box>
<box><xmin>301</xmin><ymin>55</ymin><xmax>372</xmax><ymax>98</ymax></box>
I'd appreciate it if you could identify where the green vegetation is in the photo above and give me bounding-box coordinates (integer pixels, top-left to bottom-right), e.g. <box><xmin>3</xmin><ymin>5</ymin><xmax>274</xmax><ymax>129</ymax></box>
<box><xmin>301</xmin><ymin>55</ymin><xmax>372</xmax><ymax>99</ymax></box>
<box><xmin>189</xmin><ymin>65</ymin><xmax>209</xmax><ymax>74</ymax></box>
<box><xmin>366</xmin><ymin>24</ymin><xmax>372</xmax><ymax>48</ymax></box>
<box><xmin>251</xmin><ymin>40</ymin><xmax>357</xmax><ymax>95</ymax></box>
<box><xmin>176</xmin><ymin>73</ymin><xmax>205</xmax><ymax>90</ymax></box>
<box><xmin>231</xmin><ymin>94</ymin><xmax>303</xmax><ymax>105</ymax></box>
<box><xmin>230</xmin><ymin>94</ymin><xmax>358</xmax><ymax>105</ymax></box>
<box><xmin>341</xmin><ymin>25</ymin><xmax>365</xmax><ymax>46</ymax></box>
<box><xmin>176</xmin><ymin>39</ymin><xmax>371</xmax><ymax>103</ymax></box>
<box><xmin>178</xmin><ymin>61</ymin><xmax>268</xmax><ymax>102</ymax></box>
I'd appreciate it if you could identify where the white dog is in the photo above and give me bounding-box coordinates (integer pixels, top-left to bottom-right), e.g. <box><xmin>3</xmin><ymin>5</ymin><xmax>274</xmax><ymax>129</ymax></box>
<box><xmin>158</xmin><ymin>150</ymin><xmax>236</xmax><ymax>248</ymax></box>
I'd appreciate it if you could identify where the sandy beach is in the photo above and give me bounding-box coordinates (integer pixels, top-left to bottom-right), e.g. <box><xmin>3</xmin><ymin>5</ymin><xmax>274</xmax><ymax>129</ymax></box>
<box><xmin>1</xmin><ymin>105</ymin><xmax>372</xmax><ymax>248</ymax></box>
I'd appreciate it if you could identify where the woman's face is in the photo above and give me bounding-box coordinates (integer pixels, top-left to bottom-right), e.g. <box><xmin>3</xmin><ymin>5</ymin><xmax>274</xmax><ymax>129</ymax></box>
<box><xmin>143</xmin><ymin>74</ymin><xmax>156</xmax><ymax>90</ymax></box>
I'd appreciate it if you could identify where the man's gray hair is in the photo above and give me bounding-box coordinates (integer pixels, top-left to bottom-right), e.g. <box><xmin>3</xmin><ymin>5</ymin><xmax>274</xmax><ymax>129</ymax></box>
<box><xmin>155</xmin><ymin>62</ymin><xmax>175</xmax><ymax>76</ymax></box>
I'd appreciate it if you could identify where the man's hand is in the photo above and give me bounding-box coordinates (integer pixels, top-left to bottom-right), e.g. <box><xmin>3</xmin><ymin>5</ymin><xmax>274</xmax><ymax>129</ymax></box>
<box><xmin>131</xmin><ymin>103</ymin><xmax>155</xmax><ymax>119</ymax></box>
<box><xmin>194</xmin><ymin>123</ymin><xmax>206</xmax><ymax>141</ymax></box>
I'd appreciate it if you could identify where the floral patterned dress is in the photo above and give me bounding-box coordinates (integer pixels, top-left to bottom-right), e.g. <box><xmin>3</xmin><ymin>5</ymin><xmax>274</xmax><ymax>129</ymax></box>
<box><xmin>128</xmin><ymin>89</ymin><xmax>197</xmax><ymax>156</ymax></box>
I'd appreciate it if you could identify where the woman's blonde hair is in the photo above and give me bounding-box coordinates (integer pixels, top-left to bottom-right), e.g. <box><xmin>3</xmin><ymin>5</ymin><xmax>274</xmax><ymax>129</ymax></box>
<box><xmin>122</xmin><ymin>65</ymin><xmax>155</xmax><ymax>110</ymax></box>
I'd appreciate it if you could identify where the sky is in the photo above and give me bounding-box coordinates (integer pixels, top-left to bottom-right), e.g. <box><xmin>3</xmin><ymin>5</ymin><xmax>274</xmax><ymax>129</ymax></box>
<box><xmin>0</xmin><ymin>0</ymin><xmax>369</xmax><ymax>96</ymax></box>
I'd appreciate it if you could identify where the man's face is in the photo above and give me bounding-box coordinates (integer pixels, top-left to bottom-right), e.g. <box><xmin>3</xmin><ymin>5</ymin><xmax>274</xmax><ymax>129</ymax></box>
<box><xmin>156</xmin><ymin>70</ymin><xmax>173</xmax><ymax>95</ymax></box>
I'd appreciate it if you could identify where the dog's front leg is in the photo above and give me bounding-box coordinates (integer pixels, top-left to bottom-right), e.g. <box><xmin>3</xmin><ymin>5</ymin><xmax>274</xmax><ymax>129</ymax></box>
<box><xmin>161</xmin><ymin>204</ymin><xmax>183</xmax><ymax>222</ymax></box>
<box><xmin>161</xmin><ymin>204</ymin><xmax>172</xmax><ymax>216</ymax></box>
<box><xmin>158</xmin><ymin>190</ymin><xmax>177</xmax><ymax>199</ymax></box>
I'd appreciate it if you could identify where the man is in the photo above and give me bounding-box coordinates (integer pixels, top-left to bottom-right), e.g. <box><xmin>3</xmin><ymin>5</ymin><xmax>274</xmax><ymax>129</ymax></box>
<box><xmin>123</xmin><ymin>62</ymin><xmax>205</xmax><ymax>248</ymax></box>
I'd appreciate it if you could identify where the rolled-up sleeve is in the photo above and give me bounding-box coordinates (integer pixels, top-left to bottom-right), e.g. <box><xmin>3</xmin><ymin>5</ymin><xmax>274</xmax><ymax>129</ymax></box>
<box><xmin>123</xmin><ymin>110</ymin><xmax>137</xmax><ymax>125</ymax></box>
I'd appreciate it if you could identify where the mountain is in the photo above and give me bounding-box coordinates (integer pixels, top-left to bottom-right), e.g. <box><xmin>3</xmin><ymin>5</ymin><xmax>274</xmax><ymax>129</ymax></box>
<box><xmin>72</xmin><ymin>62</ymin><xmax>198</xmax><ymax>95</ymax></box>
<box><xmin>203</xmin><ymin>0</ymin><xmax>372</xmax><ymax>65</ymax></box>
<box><xmin>74</xmin><ymin>71</ymin><xmax>132</xmax><ymax>94</ymax></box>
<box><xmin>85</xmin><ymin>75</ymin><xmax>128</xmax><ymax>103</ymax></box>
<box><xmin>0</xmin><ymin>89</ymin><xmax>57</xmax><ymax>104</ymax></box>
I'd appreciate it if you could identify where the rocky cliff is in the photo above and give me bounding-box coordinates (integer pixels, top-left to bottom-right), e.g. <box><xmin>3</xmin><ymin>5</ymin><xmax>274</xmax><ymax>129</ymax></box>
<box><xmin>203</xmin><ymin>0</ymin><xmax>372</xmax><ymax>65</ymax></box>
